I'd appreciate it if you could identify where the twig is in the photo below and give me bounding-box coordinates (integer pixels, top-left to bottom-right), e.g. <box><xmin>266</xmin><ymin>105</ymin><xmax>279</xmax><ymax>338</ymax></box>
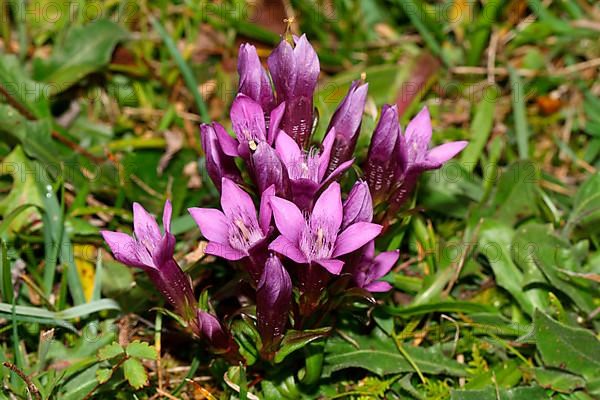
<box><xmin>452</xmin><ymin>57</ymin><xmax>600</xmax><ymax>78</ymax></box>
<box><xmin>156</xmin><ymin>388</ymin><xmax>180</xmax><ymax>400</ymax></box>
<box><xmin>2</xmin><ymin>362</ymin><xmax>42</xmax><ymax>400</ymax></box>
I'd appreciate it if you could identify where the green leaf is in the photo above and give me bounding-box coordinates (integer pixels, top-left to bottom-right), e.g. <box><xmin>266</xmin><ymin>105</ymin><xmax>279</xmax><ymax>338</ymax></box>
<box><xmin>96</xmin><ymin>368</ymin><xmax>113</xmax><ymax>384</ymax></box>
<box><xmin>126</xmin><ymin>341</ymin><xmax>157</xmax><ymax>360</ymax></box>
<box><xmin>383</xmin><ymin>301</ymin><xmax>497</xmax><ymax>318</ymax></box>
<box><xmin>492</xmin><ymin>161</ymin><xmax>540</xmax><ymax>224</ymax></box>
<box><xmin>534</xmin><ymin>310</ymin><xmax>600</xmax><ymax>382</ymax></box>
<box><xmin>0</xmin><ymin>53</ymin><xmax>50</xmax><ymax>118</ymax></box>
<box><xmin>122</xmin><ymin>358</ymin><xmax>148</xmax><ymax>390</ymax></box>
<box><xmin>33</xmin><ymin>19</ymin><xmax>127</xmax><ymax>94</ymax></box>
<box><xmin>509</xmin><ymin>66</ymin><xmax>530</xmax><ymax>159</ymax></box>
<box><xmin>450</xmin><ymin>386</ymin><xmax>546</xmax><ymax>400</ymax></box>
<box><xmin>534</xmin><ymin>368</ymin><xmax>586</xmax><ymax>393</ymax></box>
<box><xmin>98</xmin><ymin>342</ymin><xmax>124</xmax><ymax>361</ymax></box>
<box><xmin>323</xmin><ymin>327</ymin><xmax>466</xmax><ymax>377</ymax></box>
<box><xmin>566</xmin><ymin>172</ymin><xmax>600</xmax><ymax>236</ymax></box>
<box><xmin>460</xmin><ymin>86</ymin><xmax>497</xmax><ymax>171</ymax></box>
<box><xmin>478</xmin><ymin>219</ymin><xmax>547</xmax><ymax>316</ymax></box>
<box><xmin>274</xmin><ymin>328</ymin><xmax>331</xmax><ymax>364</ymax></box>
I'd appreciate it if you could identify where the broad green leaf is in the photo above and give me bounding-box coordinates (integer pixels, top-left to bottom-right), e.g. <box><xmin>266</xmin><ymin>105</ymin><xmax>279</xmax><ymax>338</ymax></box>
<box><xmin>33</xmin><ymin>19</ymin><xmax>127</xmax><ymax>94</ymax></box>
<box><xmin>123</xmin><ymin>358</ymin><xmax>148</xmax><ymax>390</ymax></box>
<box><xmin>126</xmin><ymin>341</ymin><xmax>157</xmax><ymax>360</ymax></box>
<box><xmin>323</xmin><ymin>327</ymin><xmax>466</xmax><ymax>377</ymax></box>
<box><xmin>0</xmin><ymin>53</ymin><xmax>50</xmax><ymax>117</ymax></box>
<box><xmin>95</xmin><ymin>368</ymin><xmax>113</xmax><ymax>384</ymax></box>
<box><xmin>98</xmin><ymin>342</ymin><xmax>124</xmax><ymax>361</ymax></box>
<box><xmin>492</xmin><ymin>161</ymin><xmax>540</xmax><ymax>224</ymax></box>
<box><xmin>274</xmin><ymin>327</ymin><xmax>331</xmax><ymax>364</ymax></box>
<box><xmin>478</xmin><ymin>219</ymin><xmax>547</xmax><ymax>316</ymax></box>
<box><xmin>450</xmin><ymin>386</ymin><xmax>546</xmax><ymax>400</ymax></box>
<box><xmin>534</xmin><ymin>368</ymin><xmax>586</xmax><ymax>393</ymax></box>
<box><xmin>534</xmin><ymin>310</ymin><xmax>600</xmax><ymax>382</ymax></box>
<box><xmin>566</xmin><ymin>172</ymin><xmax>600</xmax><ymax>236</ymax></box>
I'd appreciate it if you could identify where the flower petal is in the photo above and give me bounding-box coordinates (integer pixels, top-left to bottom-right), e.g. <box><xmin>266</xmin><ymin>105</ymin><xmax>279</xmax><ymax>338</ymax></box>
<box><xmin>188</xmin><ymin>207</ymin><xmax>229</xmax><ymax>244</ymax></box>
<box><xmin>101</xmin><ymin>230</ymin><xmax>152</xmax><ymax>269</ymax></box>
<box><xmin>310</xmin><ymin>182</ymin><xmax>343</xmax><ymax>235</ymax></box>
<box><xmin>220</xmin><ymin>178</ymin><xmax>257</xmax><ymax>221</ymax></box>
<box><xmin>404</xmin><ymin>107</ymin><xmax>432</xmax><ymax>163</ymax></box>
<box><xmin>333</xmin><ymin>222</ymin><xmax>383</xmax><ymax>257</ymax></box>
<box><xmin>270</xmin><ymin>196</ymin><xmax>305</xmax><ymax>242</ymax></box>
<box><xmin>425</xmin><ymin>141</ymin><xmax>468</xmax><ymax>167</ymax></box>
<box><xmin>162</xmin><ymin>200</ymin><xmax>172</xmax><ymax>234</ymax></box>
<box><xmin>206</xmin><ymin>242</ymin><xmax>247</xmax><ymax>261</ymax></box>
<box><xmin>318</xmin><ymin>127</ymin><xmax>335</xmax><ymax>181</ymax></box>
<box><xmin>315</xmin><ymin>259</ymin><xmax>344</xmax><ymax>275</ymax></box>
<box><xmin>372</xmin><ymin>250</ymin><xmax>399</xmax><ymax>279</ymax></box>
<box><xmin>258</xmin><ymin>185</ymin><xmax>275</xmax><ymax>233</ymax></box>
<box><xmin>275</xmin><ymin>131</ymin><xmax>302</xmax><ymax>167</ymax></box>
<box><xmin>365</xmin><ymin>281</ymin><xmax>392</xmax><ymax>293</ymax></box>
<box><xmin>269</xmin><ymin>235</ymin><xmax>308</xmax><ymax>263</ymax></box>
<box><xmin>133</xmin><ymin>202</ymin><xmax>161</xmax><ymax>246</ymax></box>
<box><xmin>213</xmin><ymin>122</ymin><xmax>239</xmax><ymax>157</ymax></box>
<box><xmin>230</xmin><ymin>94</ymin><xmax>266</xmax><ymax>158</ymax></box>
<box><xmin>268</xmin><ymin>102</ymin><xmax>285</xmax><ymax>144</ymax></box>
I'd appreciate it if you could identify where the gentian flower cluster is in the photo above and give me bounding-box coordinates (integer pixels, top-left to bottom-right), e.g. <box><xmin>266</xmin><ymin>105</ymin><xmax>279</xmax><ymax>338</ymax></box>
<box><xmin>102</xmin><ymin>35</ymin><xmax>466</xmax><ymax>360</ymax></box>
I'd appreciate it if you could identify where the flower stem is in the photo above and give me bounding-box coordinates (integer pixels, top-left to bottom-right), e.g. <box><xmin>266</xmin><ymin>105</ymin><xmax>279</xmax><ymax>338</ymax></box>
<box><xmin>300</xmin><ymin>341</ymin><xmax>325</xmax><ymax>386</ymax></box>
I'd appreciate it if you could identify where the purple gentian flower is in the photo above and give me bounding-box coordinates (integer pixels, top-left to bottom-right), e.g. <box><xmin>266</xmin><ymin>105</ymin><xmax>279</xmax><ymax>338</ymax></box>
<box><xmin>230</xmin><ymin>94</ymin><xmax>285</xmax><ymax>160</ymax></box>
<box><xmin>353</xmin><ymin>241</ymin><xmax>398</xmax><ymax>293</ymax></box>
<box><xmin>342</xmin><ymin>181</ymin><xmax>373</xmax><ymax>230</ymax></box>
<box><xmin>275</xmin><ymin>128</ymin><xmax>353</xmax><ymax>209</ymax></box>
<box><xmin>268</xmin><ymin>182</ymin><xmax>382</xmax><ymax>275</ymax></box>
<box><xmin>195</xmin><ymin>310</ymin><xmax>233</xmax><ymax>352</ymax></box>
<box><xmin>267</xmin><ymin>34</ymin><xmax>319</xmax><ymax>148</ymax></box>
<box><xmin>238</xmin><ymin>43</ymin><xmax>276</xmax><ymax>114</ymax></box>
<box><xmin>101</xmin><ymin>201</ymin><xmax>195</xmax><ymax>318</ymax></box>
<box><xmin>364</xmin><ymin>104</ymin><xmax>404</xmax><ymax>205</ymax></box>
<box><xmin>189</xmin><ymin>178</ymin><xmax>273</xmax><ymax>262</ymax></box>
<box><xmin>389</xmin><ymin>107</ymin><xmax>468</xmax><ymax>209</ymax></box>
<box><xmin>200</xmin><ymin>122</ymin><xmax>242</xmax><ymax>192</ymax></box>
<box><xmin>256</xmin><ymin>255</ymin><xmax>292</xmax><ymax>351</ymax></box>
<box><xmin>326</xmin><ymin>80</ymin><xmax>368</xmax><ymax>175</ymax></box>
<box><xmin>252</xmin><ymin>141</ymin><xmax>290</xmax><ymax>196</ymax></box>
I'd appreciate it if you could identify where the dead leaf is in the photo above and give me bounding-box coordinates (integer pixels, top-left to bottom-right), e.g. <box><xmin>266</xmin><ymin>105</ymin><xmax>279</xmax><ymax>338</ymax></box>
<box><xmin>157</xmin><ymin>130</ymin><xmax>184</xmax><ymax>175</ymax></box>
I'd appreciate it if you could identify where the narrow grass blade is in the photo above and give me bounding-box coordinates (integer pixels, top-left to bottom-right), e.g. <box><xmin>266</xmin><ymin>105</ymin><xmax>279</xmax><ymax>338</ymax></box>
<box><xmin>91</xmin><ymin>249</ymin><xmax>103</xmax><ymax>302</ymax></box>
<box><xmin>509</xmin><ymin>66</ymin><xmax>530</xmax><ymax>159</ymax></box>
<box><xmin>150</xmin><ymin>16</ymin><xmax>210</xmax><ymax>123</ymax></box>
<box><xmin>460</xmin><ymin>85</ymin><xmax>497</xmax><ymax>171</ymax></box>
<box><xmin>1</xmin><ymin>240</ymin><xmax>12</xmax><ymax>303</ymax></box>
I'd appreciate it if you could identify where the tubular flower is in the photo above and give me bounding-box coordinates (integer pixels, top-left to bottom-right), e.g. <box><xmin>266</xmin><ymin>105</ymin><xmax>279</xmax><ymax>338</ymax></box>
<box><xmin>195</xmin><ymin>311</ymin><xmax>233</xmax><ymax>352</ymax></box>
<box><xmin>326</xmin><ymin>80</ymin><xmax>369</xmax><ymax>175</ymax></box>
<box><xmin>200</xmin><ymin>122</ymin><xmax>242</xmax><ymax>192</ymax></box>
<box><xmin>275</xmin><ymin>128</ymin><xmax>353</xmax><ymax>209</ymax></box>
<box><xmin>267</xmin><ymin>34</ymin><xmax>319</xmax><ymax>149</ymax></box>
<box><xmin>101</xmin><ymin>201</ymin><xmax>195</xmax><ymax>318</ymax></box>
<box><xmin>237</xmin><ymin>43</ymin><xmax>276</xmax><ymax>114</ymax></box>
<box><xmin>353</xmin><ymin>241</ymin><xmax>398</xmax><ymax>293</ymax></box>
<box><xmin>268</xmin><ymin>182</ymin><xmax>382</xmax><ymax>275</ymax></box>
<box><xmin>389</xmin><ymin>107</ymin><xmax>468</xmax><ymax>209</ymax></box>
<box><xmin>189</xmin><ymin>178</ymin><xmax>272</xmax><ymax>262</ymax></box>
<box><xmin>230</xmin><ymin>94</ymin><xmax>285</xmax><ymax>160</ymax></box>
<box><xmin>256</xmin><ymin>255</ymin><xmax>292</xmax><ymax>351</ymax></box>
<box><xmin>251</xmin><ymin>141</ymin><xmax>290</xmax><ymax>196</ymax></box>
<box><xmin>364</xmin><ymin>104</ymin><xmax>404</xmax><ymax>205</ymax></box>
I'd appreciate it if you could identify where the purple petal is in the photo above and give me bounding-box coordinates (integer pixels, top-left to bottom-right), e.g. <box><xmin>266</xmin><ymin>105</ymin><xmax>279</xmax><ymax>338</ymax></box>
<box><xmin>237</xmin><ymin>43</ymin><xmax>275</xmax><ymax>112</ymax></box>
<box><xmin>200</xmin><ymin>123</ymin><xmax>241</xmax><ymax>191</ymax></box>
<box><xmin>270</xmin><ymin>196</ymin><xmax>305</xmax><ymax>242</ymax></box>
<box><xmin>197</xmin><ymin>311</ymin><xmax>230</xmax><ymax>349</ymax></box>
<box><xmin>153</xmin><ymin>231</ymin><xmax>175</xmax><ymax>268</ymax></box>
<box><xmin>206</xmin><ymin>242</ymin><xmax>247</xmax><ymax>261</ymax></box>
<box><xmin>425</xmin><ymin>141</ymin><xmax>468</xmax><ymax>167</ymax></box>
<box><xmin>404</xmin><ymin>107</ymin><xmax>432</xmax><ymax>163</ymax></box>
<box><xmin>310</xmin><ymin>182</ymin><xmax>343</xmax><ymax>234</ymax></box>
<box><xmin>230</xmin><ymin>94</ymin><xmax>266</xmax><ymax>158</ymax></box>
<box><xmin>372</xmin><ymin>250</ymin><xmax>399</xmax><ymax>279</ymax></box>
<box><xmin>162</xmin><ymin>200</ymin><xmax>172</xmax><ymax>234</ymax></box>
<box><xmin>365</xmin><ymin>281</ymin><xmax>392</xmax><ymax>292</ymax></box>
<box><xmin>269</xmin><ymin>235</ymin><xmax>308</xmax><ymax>264</ymax></box>
<box><xmin>267</xmin><ymin>39</ymin><xmax>296</xmax><ymax>100</ymax></box>
<box><xmin>268</xmin><ymin>102</ymin><xmax>285</xmax><ymax>144</ymax></box>
<box><xmin>213</xmin><ymin>122</ymin><xmax>239</xmax><ymax>157</ymax></box>
<box><xmin>188</xmin><ymin>207</ymin><xmax>229</xmax><ymax>244</ymax></box>
<box><xmin>101</xmin><ymin>230</ymin><xmax>151</xmax><ymax>269</ymax></box>
<box><xmin>292</xmin><ymin>35</ymin><xmax>319</xmax><ymax>97</ymax></box>
<box><xmin>342</xmin><ymin>181</ymin><xmax>373</xmax><ymax>229</ymax></box>
<box><xmin>322</xmin><ymin>159</ymin><xmax>354</xmax><ymax>188</ymax></box>
<box><xmin>258</xmin><ymin>185</ymin><xmax>275</xmax><ymax>233</ymax></box>
<box><xmin>318</xmin><ymin>127</ymin><xmax>336</xmax><ymax>181</ymax></box>
<box><xmin>275</xmin><ymin>131</ymin><xmax>302</xmax><ymax>167</ymax></box>
<box><xmin>148</xmin><ymin>258</ymin><xmax>195</xmax><ymax>315</ymax></box>
<box><xmin>220</xmin><ymin>178</ymin><xmax>257</xmax><ymax>221</ymax></box>
<box><xmin>132</xmin><ymin>202</ymin><xmax>161</xmax><ymax>246</ymax></box>
<box><xmin>333</xmin><ymin>222</ymin><xmax>383</xmax><ymax>257</ymax></box>
<box><xmin>328</xmin><ymin>80</ymin><xmax>368</xmax><ymax>143</ymax></box>
<box><xmin>316</xmin><ymin>259</ymin><xmax>345</xmax><ymax>275</ymax></box>
<box><xmin>289</xmin><ymin>178</ymin><xmax>320</xmax><ymax>211</ymax></box>
<box><xmin>252</xmin><ymin>142</ymin><xmax>287</xmax><ymax>195</ymax></box>
<box><xmin>256</xmin><ymin>255</ymin><xmax>292</xmax><ymax>344</ymax></box>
